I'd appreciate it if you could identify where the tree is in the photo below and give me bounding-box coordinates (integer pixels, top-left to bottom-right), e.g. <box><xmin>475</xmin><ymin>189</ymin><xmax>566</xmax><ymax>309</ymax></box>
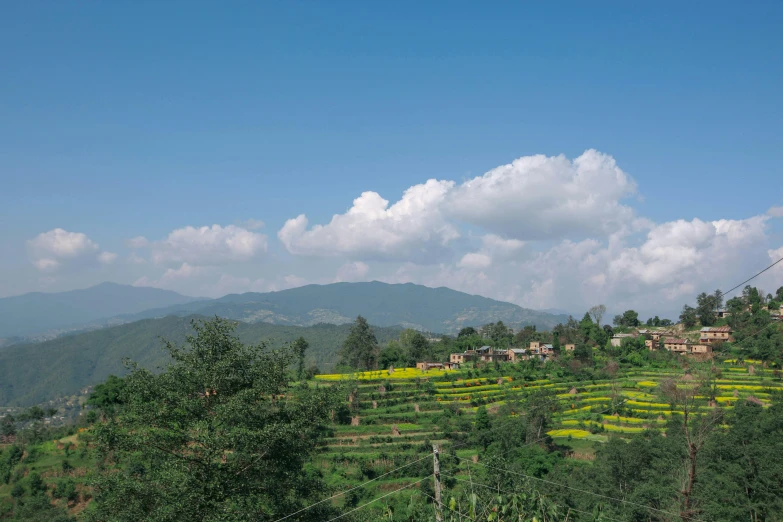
<box><xmin>292</xmin><ymin>337</ymin><xmax>309</xmax><ymax>381</ymax></box>
<box><xmin>696</xmin><ymin>292</ymin><xmax>718</xmax><ymax>326</ymax></box>
<box><xmin>339</xmin><ymin>315</ymin><xmax>378</xmax><ymax>370</ymax></box>
<box><xmin>400</xmin><ymin>329</ymin><xmax>430</xmax><ymax>363</ymax></box>
<box><xmin>588</xmin><ymin>304</ymin><xmax>606</xmax><ymax>328</ymax></box>
<box><xmin>713</xmin><ymin>289</ymin><xmax>724</xmax><ymax>312</ymax></box>
<box><xmin>680</xmin><ymin>305</ymin><xmax>698</xmax><ymax>328</ymax></box>
<box><xmin>776</xmin><ymin>286</ymin><xmax>783</xmax><ymax>302</ymax></box>
<box><xmin>514</xmin><ymin>325</ymin><xmax>538</xmax><ymax>347</ymax></box>
<box><xmin>87</xmin><ymin>317</ymin><xmax>342</xmax><ymax>522</ymax></box>
<box><xmin>87</xmin><ymin>375</ymin><xmax>127</xmax><ymax>413</ymax></box>
<box><xmin>458</xmin><ymin>326</ymin><xmax>477</xmax><ymax>338</ymax></box>
<box><xmin>378</xmin><ymin>341</ymin><xmax>406</xmax><ymax>369</ymax></box>
<box><xmin>0</xmin><ymin>414</ymin><xmax>15</xmax><ymax>436</ymax></box>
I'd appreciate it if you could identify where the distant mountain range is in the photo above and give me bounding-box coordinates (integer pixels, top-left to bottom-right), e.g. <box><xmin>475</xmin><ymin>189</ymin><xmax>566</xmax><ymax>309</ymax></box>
<box><xmin>0</xmin><ymin>282</ymin><xmax>201</xmax><ymax>340</ymax></box>
<box><xmin>109</xmin><ymin>281</ymin><xmax>569</xmax><ymax>334</ymax></box>
<box><xmin>0</xmin><ymin>281</ymin><xmax>569</xmax><ymax>343</ymax></box>
<box><xmin>0</xmin><ymin>281</ymin><xmax>572</xmax><ymax>405</ymax></box>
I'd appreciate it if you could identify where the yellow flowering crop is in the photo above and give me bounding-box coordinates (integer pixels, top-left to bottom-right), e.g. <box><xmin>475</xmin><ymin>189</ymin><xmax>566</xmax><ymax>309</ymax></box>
<box><xmin>547</xmin><ymin>429</ymin><xmax>592</xmax><ymax>438</ymax></box>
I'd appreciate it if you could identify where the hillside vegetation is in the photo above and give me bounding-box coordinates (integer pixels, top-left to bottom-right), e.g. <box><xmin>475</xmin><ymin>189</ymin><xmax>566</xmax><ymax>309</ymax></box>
<box><xmin>1</xmin><ymin>316</ymin><xmax>782</xmax><ymax>521</ymax></box>
<box><xmin>0</xmin><ymin>317</ymin><xmax>402</xmax><ymax>407</ymax></box>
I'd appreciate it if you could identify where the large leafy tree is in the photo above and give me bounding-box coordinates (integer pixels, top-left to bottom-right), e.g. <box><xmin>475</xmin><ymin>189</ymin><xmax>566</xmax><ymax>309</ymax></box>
<box><xmin>292</xmin><ymin>336</ymin><xmax>309</xmax><ymax>381</ymax></box>
<box><xmin>696</xmin><ymin>292</ymin><xmax>718</xmax><ymax>326</ymax></box>
<box><xmin>400</xmin><ymin>328</ymin><xmax>431</xmax><ymax>363</ymax></box>
<box><xmin>613</xmin><ymin>310</ymin><xmax>640</xmax><ymax>328</ymax></box>
<box><xmin>87</xmin><ymin>317</ymin><xmax>341</xmax><ymax>522</ymax></box>
<box><xmin>679</xmin><ymin>304</ymin><xmax>698</xmax><ymax>328</ymax></box>
<box><xmin>339</xmin><ymin>315</ymin><xmax>378</xmax><ymax>370</ymax></box>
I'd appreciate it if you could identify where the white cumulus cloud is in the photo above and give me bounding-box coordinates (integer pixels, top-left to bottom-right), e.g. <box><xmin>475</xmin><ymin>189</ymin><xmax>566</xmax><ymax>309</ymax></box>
<box><xmin>278</xmin><ymin>179</ymin><xmax>458</xmax><ymax>262</ymax></box>
<box><xmin>151</xmin><ymin>224</ymin><xmax>268</xmax><ymax>265</ymax></box>
<box><xmin>448</xmin><ymin>149</ymin><xmax>637</xmax><ymax>240</ymax></box>
<box><xmin>98</xmin><ymin>251</ymin><xmax>118</xmax><ymax>264</ymax></box>
<box><xmin>27</xmin><ymin>228</ymin><xmax>115</xmax><ymax>272</ymax></box>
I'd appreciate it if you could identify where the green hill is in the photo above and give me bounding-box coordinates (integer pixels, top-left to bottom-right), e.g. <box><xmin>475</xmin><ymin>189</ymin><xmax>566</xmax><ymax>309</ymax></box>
<box><xmin>0</xmin><ymin>282</ymin><xmax>200</xmax><ymax>339</ymax></box>
<box><xmin>115</xmin><ymin>281</ymin><xmax>569</xmax><ymax>333</ymax></box>
<box><xmin>0</xmin><ymin>316</ymin><xmax>403</xmax><ymax>407</ymax></box>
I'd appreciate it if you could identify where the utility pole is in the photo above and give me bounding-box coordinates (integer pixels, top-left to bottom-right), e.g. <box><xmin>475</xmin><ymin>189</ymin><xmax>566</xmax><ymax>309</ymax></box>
<box><xmin>433</xmin><ymin>444</ymin><xmax>442</xmax><ymax>522</ymax></box>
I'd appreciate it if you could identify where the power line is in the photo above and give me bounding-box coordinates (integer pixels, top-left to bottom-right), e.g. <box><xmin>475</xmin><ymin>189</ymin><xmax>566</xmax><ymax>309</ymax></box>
<box><xmin>324</xmin><ymin>474</ymin><xmax>433</xmax><ymax>522</ymax></box>
<box><xmin>444</xmin><ymin>461</ymin><xmax>705</xmax><ymax>522</ymax></box>
<box><xmin>271</xmin><ymin>453</ymin><xmax>433</xmax><ymax>522</ymax></box>
<box><xmin>722</xmin><ymin>255</ymin><xmax>783</xmax><ymax>297</ymax></box>
<box><xmin>435</xmin><ymin>473</ymin><xmax>630</xmax><ymax>522</ymax></box>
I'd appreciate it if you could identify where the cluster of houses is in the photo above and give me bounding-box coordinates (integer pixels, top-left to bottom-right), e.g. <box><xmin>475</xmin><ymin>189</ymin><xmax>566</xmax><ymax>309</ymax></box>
<box><xmin>441</xmin><ymin>341</ymin><xmax>577</xmax><ymax>368</ymax></box>
<box><xmin>415</xmin><ymin>325</ymin><xmax>739</xmax><ymax>371</ymax></box>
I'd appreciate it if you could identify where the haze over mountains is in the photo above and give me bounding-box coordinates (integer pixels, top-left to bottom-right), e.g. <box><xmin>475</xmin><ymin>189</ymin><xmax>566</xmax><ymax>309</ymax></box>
<box><xmin>0</xmin><ymin>282</ymin><xmax>201</xmax><ymax>340</ymax></box>
<box><xmin>1</xmin><ymin>281</ymin><xmax>569</xmax><ymax>342</ymax></box>
<box><xmin>0</xmin><ymin>280</ymin><xmax>570</xmax><ymax>406</ymax></box>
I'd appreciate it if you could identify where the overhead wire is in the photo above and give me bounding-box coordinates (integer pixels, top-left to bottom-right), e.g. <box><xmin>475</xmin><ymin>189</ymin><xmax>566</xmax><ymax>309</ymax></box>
<box><xmin>442</xmin><ymin>465</ymin><xmax>705</xmax><ymax>522</ymax></box>
<box><xmin>280</xmin><ymin>257</ymin><xmax>783</xmax><ymax>520</ymax></box>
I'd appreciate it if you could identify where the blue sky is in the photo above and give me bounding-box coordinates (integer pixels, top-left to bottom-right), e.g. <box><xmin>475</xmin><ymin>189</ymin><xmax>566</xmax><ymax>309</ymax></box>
<box><xmin>1</xmin><ymin>2</ymin><xmax>782</xmax><ymax>317</ymax></box>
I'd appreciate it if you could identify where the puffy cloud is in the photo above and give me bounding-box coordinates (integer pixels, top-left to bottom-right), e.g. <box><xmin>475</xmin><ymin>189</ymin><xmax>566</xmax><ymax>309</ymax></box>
<box><xmin>98</xmin><ymin>251</ymin><xmax>118</xmax><ymax>264</ymax></box>
<box><xmin>767</xmin><ymin>206</ymin><xmax>783</xmax><ymax>218</ymax></box>
<box><xmin>334</xmin><ymin>262</ymin><xmax>370</xmax><ymax>282</ymax></box>
<box><xmin>151</xmin><ymin>224</ymin><xmax>268</xmax><ymax>265</ymax></box>
<box><xmin>278</xmin><ymin>150</ymin><xmax>635</xmax><ymax>262</ymax></box>
<box><xmin>126</xmin><ymin>236</ymin><xmax>149</xmax><ymax>249</ymax></box>
<box><xmin>381</xmin><ymin>214</ymin><xmax>775</xmax><ymax>317</ymax></box>
<box><xmin>33</xmin><ymin>258</ymin><xmax>60</xmax><ymax>272</ymax></box>
<box><xmin>28</xmin><ymin>229</ymin><xmax>98</xmax><ymax>260</ymax></box>
<box><xmin>134</xmin><ymin>264</ymin><xmax>268</xmax><ymax>297</ymax></box>
<box><xmin>458</xmin><ymin>252</ymin><xmax>492</xmax><ymax>269</ymax></box>
<box><xmin>128</xmin><ymin>252</ymin><xmax>147</xmax><ymax>265</ymax></box>
<box><xmin>27</xmin><ymin>228</ymin><xmax>115</xmax><ymax>272</ymax></box>
<box><xmin>457</xmin><ymin>234</ymin><xmax>525</xmax><ymax>270</ymax></box>
<box><xmin>609</xmin><ymin>216</ymin><xmax>769</xmax><ymax>288</ymax></box>
<box><xmin>448</xmin><ymin>149</ymin><xmax>637</xmax><ymax>240</ymax></box>
<box><xmin>278</xmin><ymin>179</ymin><xmax>459</xmax><ymax>261</ymax></box>
<box><xmin>134</xmin><ymin>263</ymin><xmax>206</xmax><ymax>288</ymax></box>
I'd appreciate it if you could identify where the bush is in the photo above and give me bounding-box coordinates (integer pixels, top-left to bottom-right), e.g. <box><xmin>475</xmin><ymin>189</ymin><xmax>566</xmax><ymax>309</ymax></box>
<box><xmin>53</xmin><ymin>478</ymin><xmax>78</xmax><ymax>502</ymax></box>
<box><xmin>10</xmin><ymin>484</ymin><xmax>25</xmax><ymax>498</ymax></box>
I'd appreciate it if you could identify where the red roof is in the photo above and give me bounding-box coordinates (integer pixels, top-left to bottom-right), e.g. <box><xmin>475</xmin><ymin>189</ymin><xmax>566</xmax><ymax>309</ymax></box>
<box><xmin>705</xmin><ymin>326</ymin><xmax>732</xmax><ymax>332</ymax></box>
<box><xmin>665</xmin><ymin>338</ymin><xmax>687</xmax><ymax>344</ymax></box>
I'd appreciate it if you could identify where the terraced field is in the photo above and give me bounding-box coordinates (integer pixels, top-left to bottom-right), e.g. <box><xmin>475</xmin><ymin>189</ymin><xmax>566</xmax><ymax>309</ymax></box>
<box><xmin>311</xmin><ymin>361</ymin><xmax>783</xmax><ymax>513</ymax></box>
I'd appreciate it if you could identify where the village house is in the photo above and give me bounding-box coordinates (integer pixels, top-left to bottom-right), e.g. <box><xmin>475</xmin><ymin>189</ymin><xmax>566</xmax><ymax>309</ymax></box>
<box><xmin>449</xmin><ymin>350</ymin><xmax>477</xmax><ymax>364</ymax></box>
<box><xmin>700</xmin><ymin>326</ymin><xmax>732</xmax><ymax>344</ymax></box>
<box><xmin>689</xmin><ymin>343</ymin><xmax>712</xmax><ymax>354</ymax></box>
<box><xmin>476</xmin><ymin>345</ymin><xmax>509</xmax><ymax>363</ymax></box>
<box><xmin>529</xmin><ymin>341</ymin><xmax>555</xmax><ymax>360</ymax></box>
<box><xmin>663</xmin><ymin>338</ymin><xmax>689</xmax><ymax>353</ymax></box>
<box><xmin>415</xmin><ymin>361</ymin><xmax>458</xmax><ymax>371</ymax></box>
<box><xmin>715</xmin><ymin>309</ymin><xmax>731</xmax><ymax>319</ymax></box>
<box><xmin>564</xmin><ymin>343</ymin><xmax>575</xmax><ymax>352</ymax></box>
<box><xmin>645</xmin><ymin>339</ymin><xmax>655</xmax><ymax>350</ymax></box>
<box><xmin>506</xmin><ymin>348</ymin><xmax>527</xmax><ymax>362</ymax></box>
<box><xmin>610</xmin><ymin>333</ymin><xmax>637</xmax><ymax>347</ymax></box>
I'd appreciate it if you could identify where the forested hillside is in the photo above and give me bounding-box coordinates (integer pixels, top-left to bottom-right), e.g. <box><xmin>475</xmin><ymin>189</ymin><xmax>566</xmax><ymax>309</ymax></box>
<box><xmin>0</xmin><ymin>316</ymin><xmax>402</xmax><ymax>406</ymax></box>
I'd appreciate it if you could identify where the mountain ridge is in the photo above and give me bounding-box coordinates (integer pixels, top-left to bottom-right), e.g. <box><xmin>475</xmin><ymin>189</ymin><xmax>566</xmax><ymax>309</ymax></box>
<box><xmin>111</xmin><ymin>281</ymin><xmax>569</xmax><ymax>334</ymax></box>
<box><xmin>0</xmin><ymin>282</ymin><xmax>201</xmax><ymax>339</ymax></box>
